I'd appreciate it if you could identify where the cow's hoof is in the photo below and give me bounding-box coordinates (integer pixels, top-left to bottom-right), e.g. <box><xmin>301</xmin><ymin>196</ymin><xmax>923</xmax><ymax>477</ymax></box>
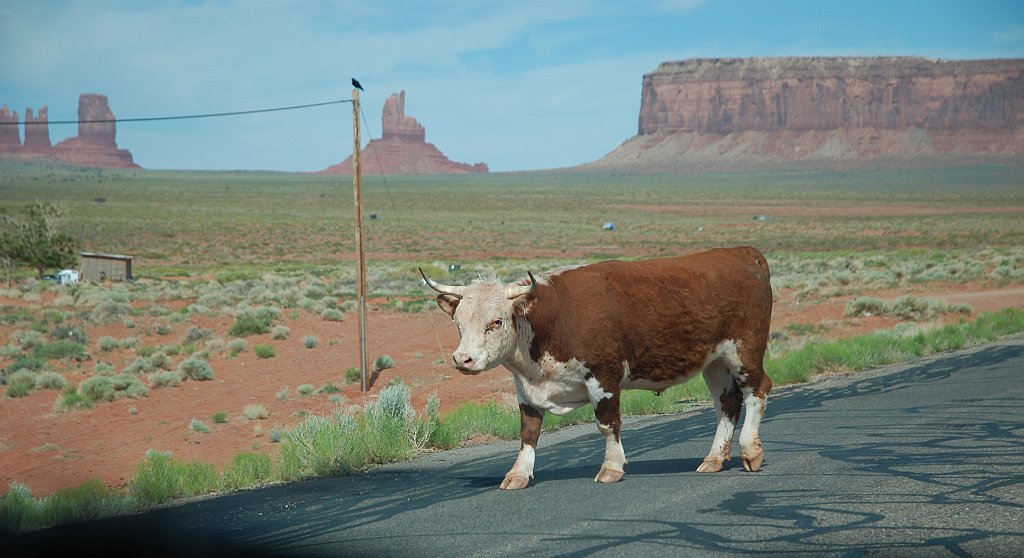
<box><xmin>741</xmin><ymin>449</ymin><xmax>764</xmax><ymax>472</ymax></box>
<box><xmin>696</xmin><ymin>459</ymin><xmax>724</xmax><ymax>473</ymax></box>
<box><xmin>500</xmin><ymin>473</ymin><xmax>530</xmax><ymax>490</ymax></box>
<box><xmin>594</xmin><ymin>466</ymin><xmax>625</xmax><ymax>483</ymax></box>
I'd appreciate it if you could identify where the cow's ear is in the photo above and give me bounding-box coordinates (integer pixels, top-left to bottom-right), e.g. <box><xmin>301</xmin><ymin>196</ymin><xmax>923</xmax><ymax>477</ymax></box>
<box><xmin>512</xmin><ymin>294</ymin><xmax>533</xmax><ymax>317</ymax></box>
<box><xmin>436</xmin><ymin>294</ymin><xmax>460</xmax><ymax>317</ymax></box>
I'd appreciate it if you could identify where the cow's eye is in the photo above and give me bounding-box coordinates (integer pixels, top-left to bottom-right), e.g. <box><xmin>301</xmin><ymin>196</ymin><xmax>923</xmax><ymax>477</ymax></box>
<box><xmin>486</xmin><ymin>319</ymin><xmax>502</xmax><ymax>332</ymax></box>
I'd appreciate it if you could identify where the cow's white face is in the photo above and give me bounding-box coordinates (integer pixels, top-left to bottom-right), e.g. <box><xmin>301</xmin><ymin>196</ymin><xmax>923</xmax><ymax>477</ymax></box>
<box><xmin>436</xmin><ymin>280</ymin><xmax>521</xmax><ymax>374</ymax></box>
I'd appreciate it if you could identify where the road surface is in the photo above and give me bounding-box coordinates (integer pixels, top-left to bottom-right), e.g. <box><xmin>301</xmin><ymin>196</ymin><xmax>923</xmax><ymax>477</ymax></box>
<box><xmin>6</xmin><ymin>339</ymin><xmax>1024</xmax><ymax>557</ymax></box>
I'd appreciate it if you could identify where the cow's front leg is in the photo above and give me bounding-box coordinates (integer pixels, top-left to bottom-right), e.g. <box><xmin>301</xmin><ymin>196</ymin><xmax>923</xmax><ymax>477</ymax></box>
<box><xmin>586</xmin><ymin>375</ymin><xmax>626</xmax><ymax>483</ymax></box>
<box><xmin>501</xmin><ymin>403</ymin><xmax>544</xmax><ymax>490</ymax></box>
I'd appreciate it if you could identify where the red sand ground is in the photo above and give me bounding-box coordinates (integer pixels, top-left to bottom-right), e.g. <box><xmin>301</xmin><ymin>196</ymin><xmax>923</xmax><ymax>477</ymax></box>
<box><xmin>1</xmin><ymin>284</ymin><xmax>1022</xmax><ymax>497</ymax></box>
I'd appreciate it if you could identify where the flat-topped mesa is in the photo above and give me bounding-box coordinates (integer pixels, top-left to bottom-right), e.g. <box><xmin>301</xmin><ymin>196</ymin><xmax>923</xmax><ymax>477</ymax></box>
<box><xmin>638</xmin><ymin>57</ymin><xmax>1024</xmax><ymax>135</ymax></box>
<box><xmin>23</xmin><ymin>105</ymin><xmax>52</xmax><ymax>153</ymax></box>
<box><xmin>586</xmin><ymin>56</ymin><xmax>1024</xmax><ymax>170</ymax></box>
<box><xmin>0</xmin><ymin>104</ymin><xmax>21</xmax><ymax>153</ymax></box>
<box><xmin>319</xmin><ymin>90</ymin><xmax>488</xmax><ymax>175</ymax></box>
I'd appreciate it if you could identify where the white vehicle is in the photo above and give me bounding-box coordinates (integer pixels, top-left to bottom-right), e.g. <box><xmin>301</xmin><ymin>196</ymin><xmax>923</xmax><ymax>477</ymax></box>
<box><xmin>56</xmin><ymin>269</ymin><xmax>80</xmax><ymax>285</ymax></box>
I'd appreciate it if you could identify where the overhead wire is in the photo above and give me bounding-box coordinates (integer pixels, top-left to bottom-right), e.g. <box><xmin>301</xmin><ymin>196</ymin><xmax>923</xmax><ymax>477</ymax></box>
<box><xmin>0</xmin><ymin>99</ymin><xmax>352</xmax><ymax>125</ymax></box>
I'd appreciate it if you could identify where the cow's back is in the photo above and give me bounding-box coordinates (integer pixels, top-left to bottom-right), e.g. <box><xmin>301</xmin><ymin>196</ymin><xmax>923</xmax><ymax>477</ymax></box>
<box><xmin>526</xmin><ymin>247</ymin><xmax>771</xmax><ymax>382</ymax></box>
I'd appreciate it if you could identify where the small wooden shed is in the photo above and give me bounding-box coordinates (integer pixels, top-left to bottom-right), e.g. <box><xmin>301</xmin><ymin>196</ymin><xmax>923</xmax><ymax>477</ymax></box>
<box><xmin>80</xmin><ymin>252</ymin><xmax>133</xmax><ymax>282</ymax></box>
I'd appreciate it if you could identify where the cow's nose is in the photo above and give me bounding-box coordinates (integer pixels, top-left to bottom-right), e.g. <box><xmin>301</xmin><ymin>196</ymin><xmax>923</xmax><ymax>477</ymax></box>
<box><xmin>453</xmin><ymin>353</ymin><xmax>474</xmax><ymax>367</ymax></box>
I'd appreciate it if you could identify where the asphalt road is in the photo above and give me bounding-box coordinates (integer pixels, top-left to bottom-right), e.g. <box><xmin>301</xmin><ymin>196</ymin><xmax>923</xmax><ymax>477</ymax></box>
<box><xmin>6</xmin><ymin>339</ymin><xmax>1024</xmax><ymax>557</ymax></box>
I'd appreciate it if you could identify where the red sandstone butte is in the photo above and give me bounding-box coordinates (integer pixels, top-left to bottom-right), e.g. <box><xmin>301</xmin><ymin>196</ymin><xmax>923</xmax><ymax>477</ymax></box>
<box><xmin>319</xmin><ymin>90</ymin><xmax>488</xmax><ymax>175</ymax></box>
<box><xmin>587</xmin><ymin>57</ymin><xmax>1024</xmax><ymax>170</ymax></box>
<box><xmin>53</xmin><ymin>94</ymin><xmax>138</xmax><ymax>168</ymax></box>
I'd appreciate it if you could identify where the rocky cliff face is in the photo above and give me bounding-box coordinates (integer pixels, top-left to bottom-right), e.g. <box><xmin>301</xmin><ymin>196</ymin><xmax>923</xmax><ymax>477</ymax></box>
<box><xmin>0</xmin><ymin>94</ymin><xmax>138</xmax><ymax>168</ymax></box>
<box><xmin>590</xmin><ymin>57</ymin><xmax>1024</xmax><ymax>170</ymax></box>
<box><xmin>320</xmin><ymin>90</ymin><xmax>487</xmax><ymax>175</ymax></box>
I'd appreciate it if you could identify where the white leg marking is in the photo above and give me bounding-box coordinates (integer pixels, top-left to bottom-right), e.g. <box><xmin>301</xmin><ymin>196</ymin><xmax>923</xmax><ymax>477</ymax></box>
<box><xmin>511</xmin><ymin>444</ymin><xmax>536</xmax><ymax>479</ymax></box>
<box><xmin>595</xmin><ymin>422</ymin><xmax>627</xmax><ymax>483</ymax></box>
<box><xmin>501</xmin><ymin>444</ymin><xmax>536</xmax><ymax>490</ymax></box>
<box><xmin>739</xmin><ymin>387</ymin><xmax>765</xmax><ymax>453</ymax></box>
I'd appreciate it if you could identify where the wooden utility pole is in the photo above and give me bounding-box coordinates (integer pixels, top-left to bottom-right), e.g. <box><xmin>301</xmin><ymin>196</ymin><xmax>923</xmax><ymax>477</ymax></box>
<box><xmin>352</xmin><ymin>88</ymin><xmax>369</xmax><ymax>392</ymax></box>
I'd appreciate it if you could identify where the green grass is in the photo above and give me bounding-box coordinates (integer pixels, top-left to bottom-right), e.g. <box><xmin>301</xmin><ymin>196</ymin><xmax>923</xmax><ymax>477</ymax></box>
<box><xmin>1</xmin><ymin>164</ymin><xmax>1021</xmax><ymax>277</ymax></box>
<box><xmin>129</xmin><ymin>452</ymin><xmax>220</xmax><ymax>507</ymax></box>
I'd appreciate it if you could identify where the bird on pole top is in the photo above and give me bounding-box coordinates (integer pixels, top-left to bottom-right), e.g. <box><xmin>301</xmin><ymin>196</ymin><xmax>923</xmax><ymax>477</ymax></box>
<box><xmin>351</xmin><ymin>77</ymin><xmax>364</xmax><ymax>91</ymax></box>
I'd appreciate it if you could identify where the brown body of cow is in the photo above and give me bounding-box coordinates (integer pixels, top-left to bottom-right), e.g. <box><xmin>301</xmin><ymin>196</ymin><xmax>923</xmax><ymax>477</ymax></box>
<box><xmin>422</xmin><ymin>246</ymin><xmax>773</xmax><ymax>489</ymax></box>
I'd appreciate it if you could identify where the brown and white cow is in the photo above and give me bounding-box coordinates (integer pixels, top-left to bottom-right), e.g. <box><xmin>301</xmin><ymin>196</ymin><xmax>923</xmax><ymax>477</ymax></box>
<box><xmin>421</xmin><ymin>246</ymin><xmax>773</xmax><ymax>489</ymax></box>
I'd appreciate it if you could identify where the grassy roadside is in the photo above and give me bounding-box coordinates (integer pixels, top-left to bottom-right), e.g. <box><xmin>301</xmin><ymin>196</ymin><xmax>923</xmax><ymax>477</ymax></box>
<box><xmin>2</xmin><ymin>307</ymin><xmax>1023</xmax><ymax>533</ymax></box>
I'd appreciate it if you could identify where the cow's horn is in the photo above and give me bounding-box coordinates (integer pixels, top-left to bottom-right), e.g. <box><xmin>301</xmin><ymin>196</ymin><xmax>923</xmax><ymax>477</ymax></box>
<box><xmin>419</xmin><ymin>267</ymin><xmax>466</xmax><ymax>298</ymax></box>
<box><xmin>505</xmin><ymin>271</ymin><xmax>537</xmax><ymax>299</ymax></box>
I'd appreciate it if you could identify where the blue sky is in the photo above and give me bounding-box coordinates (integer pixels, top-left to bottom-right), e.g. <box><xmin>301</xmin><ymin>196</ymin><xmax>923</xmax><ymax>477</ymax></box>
<box><xmin>2</xmin><ymin>0</ymin><xmax>1022</xmax><ymax>172</ymax></box>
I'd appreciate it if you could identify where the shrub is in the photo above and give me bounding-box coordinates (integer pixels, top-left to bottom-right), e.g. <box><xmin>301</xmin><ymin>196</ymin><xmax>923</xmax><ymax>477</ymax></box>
<box><xmin>319</xmin><ymin>382</ymin><xmax>341</xmax><ymax>394</ymax></box>
<box><xmin>122</xmin><ymin>357</ymin><xmax>155</xmax><ymax>375</ymax></box>
<box><xmin>34</xmin><ymin>371</ymin><xmax>67</xmax><ymax>390</ymax></box>
<box><xmin>94</xmin><ymin>361</ymin><xmax>114</xmax><ymax>375</ymax></box>
<box><xmin>148</xmin><ymin>370</ymin><xmax>183</xmax><ymax>389</ymax></box>
<box><xmin>374</xmin><ymin>354</ymin><xmax>395</xmax><ymax>371</ymax></box>
<box><xmin>843</xmin><ymin>296</ymin><xmax>886</xmax><ymax>317</ymax></box>
<box><xmin>271</xmin><ymin>325</ymin><xmax>291</xmax><ymax>340</ymax></box>
<box><xmin>149</xmin><ymin>351</ymin><xmax>172</xmax><ymax>370</ymax></box>
<box><xmin>227</xmin><ymin>338</ymin><xmax>247</xmax><ymax>353</ymax></box>
<box><xmin>345</xmin><ymin>366</ymin><xmax>361</xmax><ymax>384</ymax></box>
<box><xmin>188</xmin><ymin>418</ymin><xmax>210</xmax><ymax>434</ymax></box>
<box><xmin>50</xmin><ymin>324</ymin><xmax>88</xmax><ymax>345</ymax></box>
<box><xmin>228</xmin><ymin>315</ymin><xmax>270</xmax><ymax>337</ymax></box>
<box><xmin>276</xmin><ymin>386</ymin><xmax>291</xmax><ymax>402</ymax></box>
<box><xmin>212</xmin><ymin>412</ymin><xmax>228</xmax><ymax>424</ymax></box>
<box><xmin>5</xmin><ymin>370</ymin><xmax>37</xmax><ymax>397</ymax></box>
<box><xmin>55</xmin><ymin>384</ymin><xmax>93</xmax><ymax>410</ymax></box>
<box><xmin>98</xmin><ymin>336</ymin><xmax>120</xmax><ymax>352</ymax></box>
<box><xmin>297</xmin><ymin>384</ymin><xmax>315</xmax><ymax>397</ymax></box>
<box><xmin>32</xmin><ymin>340</ymin><xmax>88</xmax><ymax>361</ymax></box>
<box><xmin>184</xmin><ymin>327</ymin><xmax>213</xmax><ymax>344</ymax></box>
<box><xmin>303</xmin><ymin>335</ymin><xmax>318</xmax><ymax>349</ymax></box>
<box><xmin>253</xmin><ymin>344</ymin><xmax>276</xmax><ymax>359</ymax></box>
<box><xmin>221</xmin><ymin>453</ymin><xmax>273</xmax><ymax>491</ymax></box>
<box><xmin>278</xmin><ymin>412</ymin><xmax>361</xmax><ymax>480</ymax></box>
<box><xmin>320</xmin><ymin>308</ymin><xmax>344</xmax><ymax>322</ymax></box>
<box><xmin>178</xmin><ymin>357</ymin><xmax>214</xmax><ymax>381</ymax></box>
<box><xmin>78</xmin><ymin>374</ymin><xmax>148</xmax><ymax>402</ymax></box>
<box><xmin>129</xmin><ymin>452</ymin><xmax>219</xmax><ymax>507</ymax></box>
<box><xmin>243</xmin><ymin>404</ymin><xmax>269</xmax><ymax>420</ymax></box>
<box><xmin>16</xmin><ymin>330</ymin><xmax>46</xmax><ymax>351</ymax></box>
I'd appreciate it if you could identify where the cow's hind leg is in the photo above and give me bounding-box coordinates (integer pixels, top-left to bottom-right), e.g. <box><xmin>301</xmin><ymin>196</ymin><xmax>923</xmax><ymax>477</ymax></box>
<box><xmin>721</xmin><ymin>343</ymin><xmax>772</xmax><ymax>472</ymax></box>
<box><xmin>698</xmin><ymin>359</ymin><xmax>741</xmax><ymax>473</ymax></box>
<box><xmin>737</xmin><ymin>365</ymin><xmax>772</xmax><ymax>472</ymax></box>
<box><xmin>586</xmin><ymin>373</ymin><xmax>626</xmax><ymax>483</ymax></box>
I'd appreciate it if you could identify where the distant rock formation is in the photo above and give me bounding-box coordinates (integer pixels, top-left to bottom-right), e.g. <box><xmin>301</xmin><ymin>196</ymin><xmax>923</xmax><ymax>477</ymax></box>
<box><xmin>0</xmin><ymin>105</ymin><xmax>20</xmax><ymax>153</ymax></box>
<box><xmin>320</xmin><ymin>90</ymin><xmax>487</xmax><ymax>175</ymax></box>
<box><xmin>587</xmin><ymin>57</ymin><xmax>1024</xmax><ymax>170</ymax></box>
<box><xmin>0</xmin><ymin>94</ymin><xmax>138</xmax><ymax>168</ymax></box>
<box><xmin>22</xmin><ymin>105</ymin><xmax>51</xmax><ymax>153</ymax></box>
